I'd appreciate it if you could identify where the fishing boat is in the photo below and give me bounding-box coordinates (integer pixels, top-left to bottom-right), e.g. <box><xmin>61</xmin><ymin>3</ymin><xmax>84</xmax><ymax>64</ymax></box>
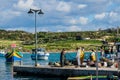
<box><xmin>0</xmin><ymin>50</ymin><xmax>6</xmax><ymax>57</ymax></box>
<box><xmin>31</xmin><ymin>48</ymin><xmax>49</xmax><ymax>60</ymax></box>
<box><xmin>5</xmin><ymin>49</ymin><xmax>23</xmax><ymax>62</ymax></box>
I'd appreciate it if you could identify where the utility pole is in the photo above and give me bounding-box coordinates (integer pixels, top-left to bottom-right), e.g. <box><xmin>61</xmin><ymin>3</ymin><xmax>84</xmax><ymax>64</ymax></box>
<box><xmin>117</xmin><ymin>27</ymin><xmax>119</xmax><ymax>38</ymax></box>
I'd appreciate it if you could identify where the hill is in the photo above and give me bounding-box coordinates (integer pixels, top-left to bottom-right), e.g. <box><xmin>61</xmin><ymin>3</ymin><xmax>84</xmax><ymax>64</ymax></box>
<box><xmin>0</xmin><ymin>28</ymin><xmax>120</xmax><ymax>52</ymax></box>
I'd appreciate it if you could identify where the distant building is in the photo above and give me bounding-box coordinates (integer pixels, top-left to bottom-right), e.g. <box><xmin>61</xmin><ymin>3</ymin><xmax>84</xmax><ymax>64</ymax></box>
<box><xmin>101</xmin><ymin>36</ymin><xmax>113</xmax><ymax>41</ymax></box>
<box><xmin>84</xmin><ymin>37</ymin><xmax>90</xmax><ymax>40</ymax></box>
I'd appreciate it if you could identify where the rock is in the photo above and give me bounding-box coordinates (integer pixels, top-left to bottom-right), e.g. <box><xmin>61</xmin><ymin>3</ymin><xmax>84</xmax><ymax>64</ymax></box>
<box><xmin>35</xmin><ymin>63</ymin><xmax>40</xmax><ymax>66</ymax></box>
<box><xmin>107</xmin><ymin>61</ymin><xmax>114</xmax><ymax>67</ymax></box>
<box><xmin>48</xmin><ymin>62</ymin><xmax>54</xmax><ymax>65</ymax></box>
<box><xmin>54</xmin><ymin>62</ymin><xmax>61</xmax><ymax>67</ymax></box>
<box><xmin>98</xmin><ymin>63</ymin><xmax>102</xmax><ymax>67</ymax></box>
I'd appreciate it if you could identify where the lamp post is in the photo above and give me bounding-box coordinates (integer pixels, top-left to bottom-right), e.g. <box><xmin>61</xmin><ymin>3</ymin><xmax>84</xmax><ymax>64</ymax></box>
<box><xmin>28</xmin><ymin>9</ymin><xmax>44</xmax><ymax>66</ymax></box>
<box><xmin>89</xmin><ymin>45</ymin><xmax>99</xmax><ymax>80</ymax></box>
<box><xmin>95</xmin><ymin>46</ymin><xmax>98</xmax><ymax>80</ymax></box>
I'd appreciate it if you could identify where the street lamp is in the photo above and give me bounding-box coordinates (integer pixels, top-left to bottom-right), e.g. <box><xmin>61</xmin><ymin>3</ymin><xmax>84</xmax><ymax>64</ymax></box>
<box><xmin>95</xmin><ymin>46</ymin><xmax>98</xmax><ymax>80</ymax></box>
<box><xmin>89</xmin><ymin>45</ymin><xmax>99</xmax><ymax>80</ymax></box>
<box><xmin>28</xmin><ymin>9</ymin><xmax>44</xmax><ymax>66</ymax></box>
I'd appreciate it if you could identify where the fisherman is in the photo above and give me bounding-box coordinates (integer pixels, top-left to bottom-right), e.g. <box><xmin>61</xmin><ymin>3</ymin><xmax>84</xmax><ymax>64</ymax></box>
<box><xmin>104</xmin><ymin>47</ymin><xmax>109</xmax><ymax>58</ymax></box>
<box><xmin>110</xmin><ymin>46</ymin><xmax>113</xmax><ymax>59</ymax></box>
<box><xmin>90</xmin><ymin>49</ymin><xmax>96</xmax><ymax>62</ymax></box>
<box><xmin>60</xmin><ymin>48</ymin><xmax>66</xmax><ymax>67</ymax></box>
<box><xmin>88</xmin><ymin>49</ymin><xmax>96</xmax><ymax>67</ymax></box>
<box><xmin>80</xmin><ymin>47</ymin><xmax>84</xmax><ymax>65</ymax></box>
<box><xmin>100</xmin><ymin>47</ymin><xmax>104</xmax><ymax>57</ymax></box>
<box><xmin>76</xmin><ymin>47</ymin><xmax>81</xmax><ymax>67</ymax></box>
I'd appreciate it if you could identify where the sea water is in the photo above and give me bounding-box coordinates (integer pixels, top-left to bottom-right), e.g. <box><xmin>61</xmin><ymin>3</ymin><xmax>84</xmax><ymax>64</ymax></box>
<box><xmin>0</xmin><ymin>52</ymin><xmax>118</xmax><ymax>80</ymax></box>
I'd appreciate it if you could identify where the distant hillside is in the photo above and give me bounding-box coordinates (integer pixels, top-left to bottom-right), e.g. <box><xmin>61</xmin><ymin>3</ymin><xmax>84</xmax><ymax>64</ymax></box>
<box><xmin>0</xmin><ymin>30</ymin><xmax>34</xmax><ymax>41</ymax></box>
<box><xmin>0</xmin><ymin>28</ymin><xmax>120</xmax><ymax>51</ymax></box>
<box><xmin>0</xmin><ymin>28</ymin><xmax>120</xmax><ymax>43</ymax></box>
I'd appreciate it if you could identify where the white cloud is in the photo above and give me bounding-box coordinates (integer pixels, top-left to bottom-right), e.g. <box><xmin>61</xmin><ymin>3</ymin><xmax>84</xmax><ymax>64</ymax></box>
<box><xmin>40</xmin><ymin>28</ymin><xmax>49</xmax><ymax>32</ymax></box>
<box><xmin>13</xmin><ymin>0</ymin><xmax>37</xmax><ymax>10</ymax></box>
<box><xmin>1</xmin><ymin>0</ymin><xmax>120</xmax><ymax>32</ymax></box>
<box><xmin>79</xmin><ymin>17</ymin><xmax>88</xmax><ymax>25</ymax></box>
<box><xmin>69</xmin><ymin>17</ymin><xmax>88</xmax><ymax>25</ymax></box>
<box><xmin>7</xmin><ymin>10</ymin><xmax>21</xmax><ymax>16</ymax></box>
<box><xmin>0</xmin><ymin>10</ymin><xmax>21</xmax><ymax>22</ymax></box>
<box><xmin>78</xmin><ymin>4</ymin><xmax>87</xmax><ymax>9</ymax></box>
<box><xmin>6</xmin><ymin>27</ymin><xmax>24</xmax><ymax>31</ymax></box>
<box><xmin>56</xmin><ymin>30</ymin><xmax>62</xmax><ymax>32</ymax></box>
<box><xmin>108</xmin><ymin>11</ymin><xmax>119</xmax><ymax>23</ymax></box>
<box><xmin>95</xmin><ymin>13</ymin><xmax>106</xmax><ymax>20</ymax></box>
<box><xmin>56</xmin><ymin>1</ymin><xmax>71</xmax><ymax>12</ymax></box>
<box><xmin>68</xmin><ymin>26</ymin><xmax>81</xmax><ymax>31</ymax></box>
<box><xmin>69</xmin><ymin>19</ymin><xmax>77</xmax><ymax>24</ymax></box>
<box><xmin>109</xmin><ymin>11</ymin><xmax>117</xmax><ymax>17</ymax></box>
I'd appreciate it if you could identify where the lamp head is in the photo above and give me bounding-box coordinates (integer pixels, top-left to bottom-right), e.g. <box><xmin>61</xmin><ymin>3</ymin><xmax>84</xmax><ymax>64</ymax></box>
<box><xmin>38</xmin><ymin>9</ymin><xmax>44</xmax><ymax>14</ymax></box>
<box><xmin>28</xmin><ymin>9</ymin><xmax>33</xmax><ymax>14</ymax></box>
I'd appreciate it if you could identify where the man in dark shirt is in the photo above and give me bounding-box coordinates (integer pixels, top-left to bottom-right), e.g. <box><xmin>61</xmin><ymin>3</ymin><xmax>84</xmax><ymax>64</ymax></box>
<box><xmin>60</xmin><ymin>49</ymin><xmax>66</xmax><ymax>67</ymax></box>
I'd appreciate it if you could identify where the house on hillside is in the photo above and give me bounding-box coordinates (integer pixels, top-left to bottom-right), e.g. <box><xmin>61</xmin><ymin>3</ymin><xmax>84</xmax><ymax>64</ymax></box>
<box><xmin>84</xmin><ymin>37</ymin><xmax>90</xmax><ymax>40</ymax></box>
<box><xmin>101</xmin><ymin>36</ymin><xmax>113</xmax><ymax>40</ymax></box>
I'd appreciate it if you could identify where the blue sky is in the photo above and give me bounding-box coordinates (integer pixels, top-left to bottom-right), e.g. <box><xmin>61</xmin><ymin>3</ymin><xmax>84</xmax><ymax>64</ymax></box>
<box><xmin>0</xmin><ymin>0</ymin><xmax>120</xmax><ymax>32</ymax></box>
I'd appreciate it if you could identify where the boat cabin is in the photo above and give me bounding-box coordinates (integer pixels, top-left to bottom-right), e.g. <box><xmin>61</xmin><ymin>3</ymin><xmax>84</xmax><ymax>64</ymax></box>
<box><xmin>32</xmin><ymin>48</ymin><xmax>45</xmax><ymax>53</ymax></box>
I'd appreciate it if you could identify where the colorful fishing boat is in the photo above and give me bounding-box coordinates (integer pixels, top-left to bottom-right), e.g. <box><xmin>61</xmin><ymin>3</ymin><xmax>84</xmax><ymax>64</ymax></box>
<box><xmin>5</xmin><ymin>49</ymin><xmax>23</xmax><ymax>62</ymax></box>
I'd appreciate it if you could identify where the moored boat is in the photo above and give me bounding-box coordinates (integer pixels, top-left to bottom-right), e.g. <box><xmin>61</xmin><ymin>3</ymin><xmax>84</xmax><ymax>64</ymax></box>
<box><xmin>5</xmin><ymin>49</ymin><xmax>23</xmax><ymax>62</ymax></box>
<box><xmin>31</xmin><ymin>48</ymin><xmax>49</xmax><ymax>60</ymax></box>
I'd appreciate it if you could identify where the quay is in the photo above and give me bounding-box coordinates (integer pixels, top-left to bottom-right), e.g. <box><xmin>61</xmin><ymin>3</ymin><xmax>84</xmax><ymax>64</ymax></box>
<box><xmin>13</xmin><ymin>65</ymin><xmax>119</xmax><ymax>77</ymax></box>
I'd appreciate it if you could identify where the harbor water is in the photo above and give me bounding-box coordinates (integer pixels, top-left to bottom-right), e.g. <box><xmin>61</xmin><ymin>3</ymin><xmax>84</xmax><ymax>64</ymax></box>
<box><xmin>0</xmin><ymin>52</ymin><xmax>117</xmax><ymax>80</ymax></box>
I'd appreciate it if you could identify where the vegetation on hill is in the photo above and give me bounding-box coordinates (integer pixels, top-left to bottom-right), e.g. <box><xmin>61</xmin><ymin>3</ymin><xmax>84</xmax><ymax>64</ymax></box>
<box><xmin>0</xmin><ymin>28</ymin><xmax>120</xmax><ymax>52</ymax></box>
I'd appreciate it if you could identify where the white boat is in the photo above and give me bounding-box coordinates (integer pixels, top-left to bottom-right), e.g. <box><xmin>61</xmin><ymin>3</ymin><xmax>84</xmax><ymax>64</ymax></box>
<box><xmin>0</xmin><ymin>50</ymin><xmax>6</xmax><ymax>57</ymax></box>
<box><xmin>31</xmin><ymin>48</ymin><xmax>49</xmax><ymax>60</ymax></box>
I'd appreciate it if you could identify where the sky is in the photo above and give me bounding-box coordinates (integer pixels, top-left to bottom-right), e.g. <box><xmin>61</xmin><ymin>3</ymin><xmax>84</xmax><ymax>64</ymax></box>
<box><xmin>0</xmin><ymin>0</ymin><xmax>120</xmax><ymax>32</ymax></box>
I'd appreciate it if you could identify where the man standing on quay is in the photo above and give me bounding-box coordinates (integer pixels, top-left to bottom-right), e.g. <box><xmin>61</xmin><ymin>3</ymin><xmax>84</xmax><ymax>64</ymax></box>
<box><xmin>76</xmin><ymin>47</ymin><xmax>81</xmax><ymax>67</ymax></box>
<box><xmin>60</xmin><ymin>48</ymin><xmax>66</xmax><ymax>67</ymax></box>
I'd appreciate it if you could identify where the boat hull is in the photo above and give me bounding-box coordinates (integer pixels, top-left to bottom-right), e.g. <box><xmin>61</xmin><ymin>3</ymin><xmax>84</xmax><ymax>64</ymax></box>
<box><xmin>31</xmin><ymin>54</ymin><xmax>49</xmax><ymax>60</ymax></box>
<box><xmin>5</xmin><ymin>50</ymin><xmax>23</xmax><ymax>62</ymax></box>
<box><xmin>6</xmin><ymin>56</ymin><xmax>22</xmax><ymax>62</ymax></box>
<box><xmin>31</xmin><ymin>48</ymin><xmax>49</xmax><ymax>60</ymax></box>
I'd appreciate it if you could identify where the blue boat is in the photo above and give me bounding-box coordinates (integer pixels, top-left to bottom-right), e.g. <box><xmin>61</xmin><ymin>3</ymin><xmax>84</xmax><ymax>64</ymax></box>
<box><xmin>31</xmin><ymin>48</ymin><xmax>49</xmax><ymax>60</ymax></box>
<box><xmin>5</xmin><ymin>49</ymin><xmax>23</xmax><ymax>62</ymax></box>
